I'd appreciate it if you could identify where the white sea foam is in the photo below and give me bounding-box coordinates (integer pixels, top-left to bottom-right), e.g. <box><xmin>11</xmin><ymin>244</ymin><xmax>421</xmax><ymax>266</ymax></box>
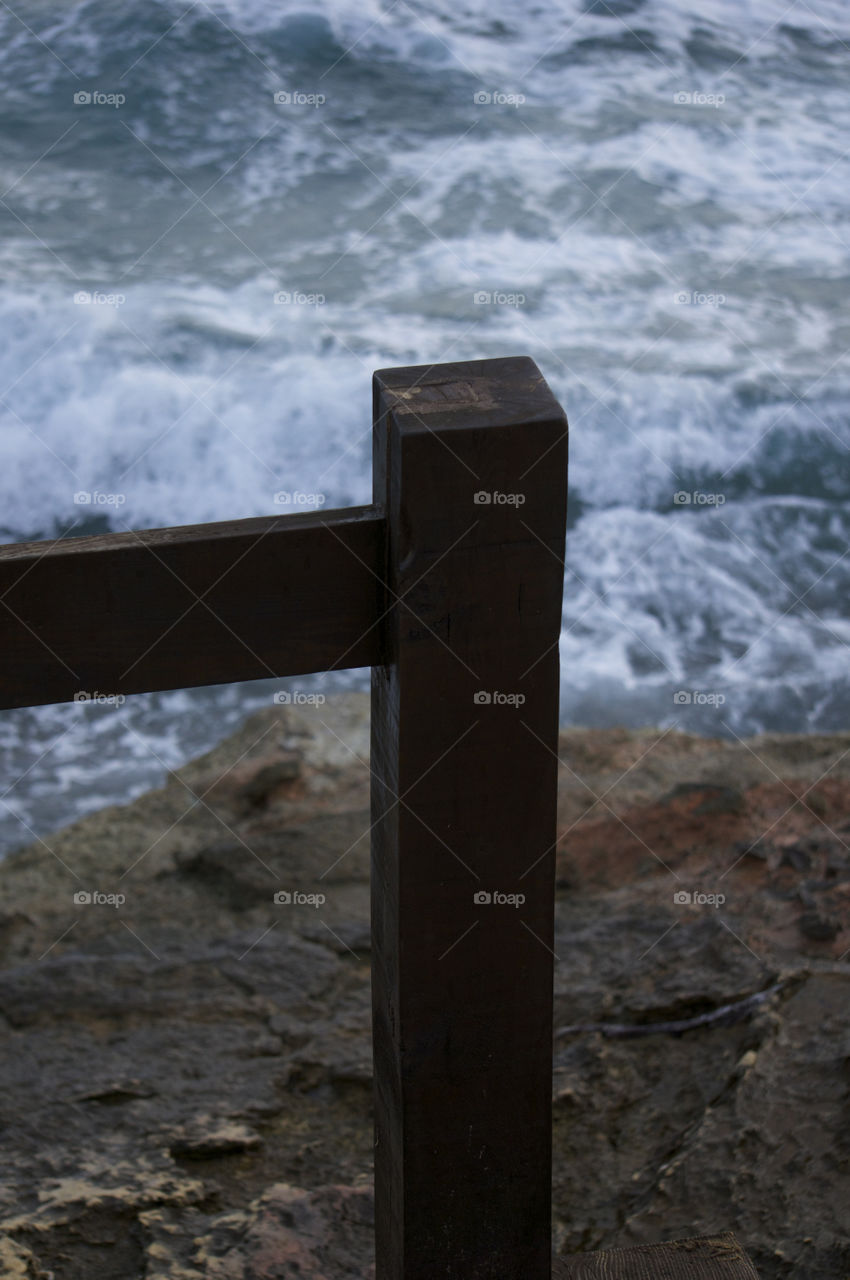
<box><xmin>0</xmin><ymin>0</ymin><xmax>847</xmax><ymax>855</ymax></box>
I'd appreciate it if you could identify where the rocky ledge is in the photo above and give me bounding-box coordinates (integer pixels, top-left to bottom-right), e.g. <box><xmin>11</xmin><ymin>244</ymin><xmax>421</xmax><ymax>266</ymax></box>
<box><xmin>0</xmin><ymin>694</ymin><xmax>848</xmax><ymax>1279</ymax></box>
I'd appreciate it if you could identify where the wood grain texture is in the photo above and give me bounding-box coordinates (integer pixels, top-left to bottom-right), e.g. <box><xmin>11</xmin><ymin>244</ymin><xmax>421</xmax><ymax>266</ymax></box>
<box><xmin>0</xmin><ymin>507</ymin><xmax>383</xmax><ymax>708</ymax></box>
<box><xmin>553</xmin><ymin>1233</ymin><xmax>761</xmax><ymax>1279</ymax></box>
<box><xmin>0</xmin><ymin>362</ymin><xmax>759</xmax><ymax>1278</ymax></box>
<box><xmin>370</xmin><ymin>356</ymin><xmax>569</xmax><ymax>1279</ymax></box>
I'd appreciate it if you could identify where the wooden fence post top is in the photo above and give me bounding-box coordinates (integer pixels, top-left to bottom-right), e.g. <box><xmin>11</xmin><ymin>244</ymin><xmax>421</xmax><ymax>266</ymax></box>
<box><xmin>553</xmin><ymin>1232</ymin><xmax>761</xmax><ymax>1279</ymax></box>
<box><xmin>372</xmin><ymin>357</ymin><xmax>568</xmax><ymax>568</ymax></box>
<box><xmin>374</xmin><ymin>355</ymin><xmax>568</xmax><ymax>433</ymax></box>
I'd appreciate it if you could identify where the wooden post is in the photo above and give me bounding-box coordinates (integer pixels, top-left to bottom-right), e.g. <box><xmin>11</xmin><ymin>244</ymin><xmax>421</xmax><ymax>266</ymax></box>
<box><xmin>0</xmin><ymin>356</ymin><xmax>762</xmax><ymax>1279</ymax></box>
<box><xmin>370</xmin><ymin>356</ymin><xmax>568</xmax><ymax>1279</ymax></box>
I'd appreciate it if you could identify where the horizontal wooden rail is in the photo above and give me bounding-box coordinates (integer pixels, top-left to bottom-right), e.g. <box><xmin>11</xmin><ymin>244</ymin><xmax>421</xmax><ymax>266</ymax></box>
<box><xmin>0</xmin><ymin>506</ymin><xmax>384</xmax><ymax>709</ymax></box>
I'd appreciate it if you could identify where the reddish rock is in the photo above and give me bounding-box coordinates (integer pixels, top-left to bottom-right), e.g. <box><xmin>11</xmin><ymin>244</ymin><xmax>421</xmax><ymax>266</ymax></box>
<box><xmin>0</xmin><ymin>699</ymin><xmax>848</xmax><ymax>1278</ymax></box>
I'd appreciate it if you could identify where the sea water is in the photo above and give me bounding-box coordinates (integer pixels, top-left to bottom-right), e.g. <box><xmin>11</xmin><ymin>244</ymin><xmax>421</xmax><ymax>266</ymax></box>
<box><xmin>0</xmin><ymin>0</ymin><xmax>848</xmax><ymax>855</ymax></box>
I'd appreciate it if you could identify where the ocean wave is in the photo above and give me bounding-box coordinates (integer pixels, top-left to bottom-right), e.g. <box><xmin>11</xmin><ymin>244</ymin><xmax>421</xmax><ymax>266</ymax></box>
<box><xmin>0</xmin><ymin>0</ymin><xmax>848</xmax><ymax>855</ymax></box>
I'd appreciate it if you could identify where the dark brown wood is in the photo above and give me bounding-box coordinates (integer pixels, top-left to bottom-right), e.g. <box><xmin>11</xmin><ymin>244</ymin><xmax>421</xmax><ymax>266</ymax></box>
<box><xmin>370</xmin><ymin>356</ymin><xmax>569</xmax><ymax>1279</ymax></box>
<box><xmin>0</xmin><ymin>359</ymin><xmax>753</xmax><ymax>1277</ymax></box>
<box><xmin>0</xmin><ymin>507</ymin><xmax>383</xmax><ymax>709</ymax></box>
<box><xmin>552</xmin><ymin>1233</ymin><xmax>761</xmax><ymax>1278</ymax></box>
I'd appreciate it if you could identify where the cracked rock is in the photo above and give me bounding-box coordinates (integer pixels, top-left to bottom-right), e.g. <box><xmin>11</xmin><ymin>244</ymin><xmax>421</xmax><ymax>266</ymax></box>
<box><xmin>1</xmin><ymin>697</ymin><xmax>849</xmax><ymax>1278</ymax></box>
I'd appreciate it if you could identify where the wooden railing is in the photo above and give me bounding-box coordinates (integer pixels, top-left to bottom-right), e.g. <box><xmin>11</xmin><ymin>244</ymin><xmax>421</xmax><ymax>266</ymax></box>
<box><xmin>0</xmin><ymin>357</ymin><xmax>759</xmax><ymax>1279</ymax></box>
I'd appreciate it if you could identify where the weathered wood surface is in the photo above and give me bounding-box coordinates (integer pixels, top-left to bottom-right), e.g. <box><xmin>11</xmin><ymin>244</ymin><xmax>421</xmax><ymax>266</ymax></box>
<box><xmin>0</xmin><ymin>358</ymin><xmax>759</xmax><ymax>1278</ymax></box>
<box><xmin>0</xmin><ymin>507</ymin><xmax>383</xmax><ymax>708</ymax></box>
<box><xmin>553</xmin><ymin>1233</ymin><xmax>761</xmax><ymax>1279</ymax></box>
<box><xmin>370</xmin><ymin>356</ymin><xmax>569</xmax><ymax>1279</ymax></box>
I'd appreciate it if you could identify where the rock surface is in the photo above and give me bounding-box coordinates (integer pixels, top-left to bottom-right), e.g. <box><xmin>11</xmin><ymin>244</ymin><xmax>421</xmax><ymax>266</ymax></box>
<box><xmin>0</xmin><ymin>694</ymin><xmax>848</xmax><ymax>1278</ymax></box>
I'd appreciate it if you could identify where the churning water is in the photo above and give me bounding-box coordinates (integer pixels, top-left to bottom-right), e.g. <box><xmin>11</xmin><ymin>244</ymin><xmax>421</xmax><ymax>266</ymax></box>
<box><xmin>0</xmin><ymin>0</ymin><xmax>848</xmax><ymax>854</ymax></box>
